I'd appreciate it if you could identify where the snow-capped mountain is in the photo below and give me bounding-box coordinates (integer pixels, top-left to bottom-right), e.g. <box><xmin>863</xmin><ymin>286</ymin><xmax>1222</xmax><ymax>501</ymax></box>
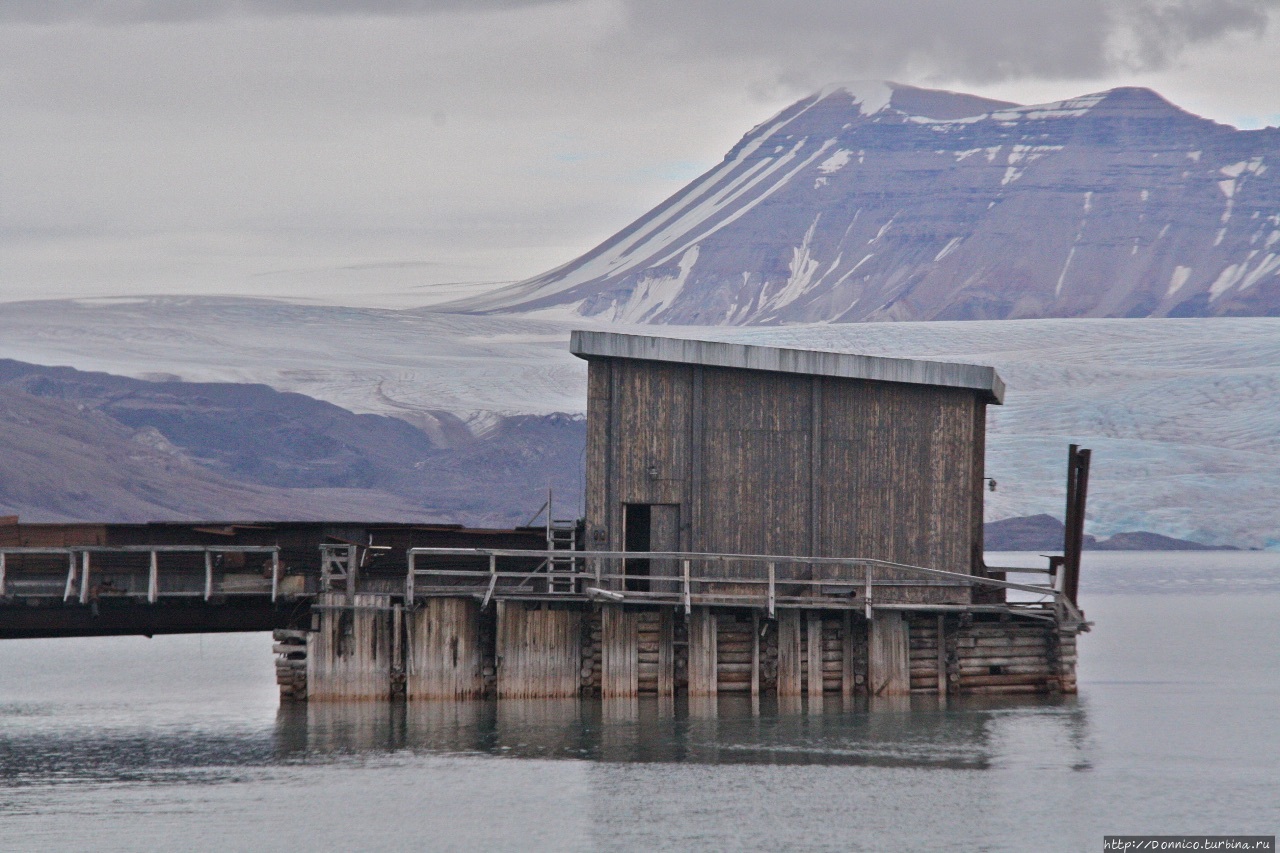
<box><xmin>452</xmin><ymin>82</ymin><xmax>1280</xmax><ymax>324</ymax></box>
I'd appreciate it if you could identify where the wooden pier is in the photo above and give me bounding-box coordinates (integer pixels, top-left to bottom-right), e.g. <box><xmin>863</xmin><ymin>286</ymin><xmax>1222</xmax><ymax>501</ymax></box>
<box><xmin>1</xmin><ymin>333</ymin><xmax>1091</xmax><ymax>705</ymax></box>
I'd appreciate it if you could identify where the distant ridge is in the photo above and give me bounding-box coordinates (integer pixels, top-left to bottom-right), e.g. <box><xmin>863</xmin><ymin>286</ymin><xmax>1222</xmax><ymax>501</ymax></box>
<box><xmin>453</xmin><ymin>82</ymin><xmax>1280</xmax><ymax>324</ymax></box>
<box><xmin>984</xmin><ymin>514</ymin><xmax>1236</xmax><ymax>551</ymax></box>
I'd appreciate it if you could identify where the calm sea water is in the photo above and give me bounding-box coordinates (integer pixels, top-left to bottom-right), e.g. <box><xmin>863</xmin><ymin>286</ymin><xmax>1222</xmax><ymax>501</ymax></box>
<box><xmin>2</xmin><ymin>552</ymin><xmax>1278</xmax><ymax>852</ymax></box>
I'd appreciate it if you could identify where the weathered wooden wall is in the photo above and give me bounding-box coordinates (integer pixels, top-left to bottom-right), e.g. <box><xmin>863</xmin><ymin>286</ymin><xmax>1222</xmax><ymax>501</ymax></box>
<box><xmin>584</xmin><ymin>358</ymin><xmax>988</xmax><ymax>596</ymax></box>
<box><xmin>407</xmin><ymin>597</ymin><xmax>484</xmax><ymax>700</ymax></box>
<box><xmin>306</xmin><ymin>593</ymin><xmax>394</xmax><ymax>701</ymax></box>
<box><xmin>496</xmin><ymin>602</ymin><xmax>583</xmax><ymax>699</ymax></box>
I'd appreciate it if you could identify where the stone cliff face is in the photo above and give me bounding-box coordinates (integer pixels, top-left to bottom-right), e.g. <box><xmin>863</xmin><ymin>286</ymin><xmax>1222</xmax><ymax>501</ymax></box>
<box><xmin>458</xmin><ymin>82</ymin><xmax>1280</xmax><ymax>324</ymax></box>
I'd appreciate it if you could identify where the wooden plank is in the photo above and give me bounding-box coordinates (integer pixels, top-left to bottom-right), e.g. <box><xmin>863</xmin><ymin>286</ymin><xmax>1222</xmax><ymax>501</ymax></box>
<box><xmin>868</xmin><ymin>610</ymin><xmax>910</xmax><ymax>696</ymax></box>
<box><xmin>601</xmin><ymin>606</ymin><xmax>638</xmax><ymax>698</ymax></box>
<box><xmin>687</xmin><ymin>607</ymin><xmax>717</xmax><ymax>697</ymax></box>
<box><xmin>806</xmin><ymin>611</ymin><xmax>823</xmax><ymax>700</ymax></box>
<box><xmin>776</xmin><ymin>610</ymin><xmax>803</xmax><ymax>697</ymax></box>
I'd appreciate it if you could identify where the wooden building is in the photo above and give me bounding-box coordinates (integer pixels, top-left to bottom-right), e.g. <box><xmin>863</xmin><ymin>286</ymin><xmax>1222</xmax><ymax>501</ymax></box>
<box><xmin>574</xmin><ymin>331</ymin><xmax>1004</xmax><ymax>603</ymax></box>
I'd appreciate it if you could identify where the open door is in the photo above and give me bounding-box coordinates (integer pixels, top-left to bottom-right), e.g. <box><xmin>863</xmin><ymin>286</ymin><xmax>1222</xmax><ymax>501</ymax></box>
<box><xmin>623</xmin><ymin>504</ymin><xmax>680</xmax><ymax>592</ymax></box>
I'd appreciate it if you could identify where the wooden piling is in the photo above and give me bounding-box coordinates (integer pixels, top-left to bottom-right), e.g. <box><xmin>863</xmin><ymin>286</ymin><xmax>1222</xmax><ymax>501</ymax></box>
<box><xmin>601</xmin><ymin>605</ymin><xmax>638</xmax><ymax>698</ymax></box>
<box><xmin>806</xmin><ymin>611</ymin><xmax>824</xmax><ymax>701</ymax></box>
<box><xmin>776</xmin><ymin>609</ymin><xmax>803</xmax><ymax>697</ymax></box>
<box><xmin>868</xmin><ymin>610</ymin><xmax>910</xmax><ymax>696</ymax></box>
<box><xmin>306</xmin><ymin>592</ymin><xmax>394</xmax><ymax>701</ymax></box>
<box><xmin>687</xmin><ymin>607</ymin><xmax>717</xmax><ymax>697</ymax></box>
<box><xmin>496</xmin><ymin>602</ymin><xmax>583</xmax><ymax>699</ymax></box>
<box><xmin>407</xmin><ymin>597</ymin><xmax>484</xmax><ymax>700</ymax></box>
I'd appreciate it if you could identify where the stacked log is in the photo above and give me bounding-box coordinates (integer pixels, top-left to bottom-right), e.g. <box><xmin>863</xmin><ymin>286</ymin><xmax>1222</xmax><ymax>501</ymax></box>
<box><xmin>952</xmin><ymin>622</ymin><xmax>1057</xmax><ymax>695</ymax></box>
<box><xmin>907</xmin><ymin>617</ymin><xmax>942</xmax><ymax>694</ymax></box>
<box><xmin>714</xmin><ymin>611</ymin><xmax>755</xmax><ymax>693</ymax></box>
<box><xmin>273</xmin><ymin>628</ymin><xmax>308</xmax><ymax>701</ymax></box>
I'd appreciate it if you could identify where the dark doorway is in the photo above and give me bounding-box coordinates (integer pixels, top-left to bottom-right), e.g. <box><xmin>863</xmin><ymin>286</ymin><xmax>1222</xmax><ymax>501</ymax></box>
<box><xmin>623</xmin><ymin>503</ymin><xmax>652</xmax><ymax>591</ymax></box>
<box><xmin>623</xmin><ymin>503</ymin><xmax>680</xmax><ymax>592</ymax></box>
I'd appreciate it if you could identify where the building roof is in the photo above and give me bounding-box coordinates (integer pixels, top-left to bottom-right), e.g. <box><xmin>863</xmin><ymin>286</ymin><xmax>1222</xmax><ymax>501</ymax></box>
<box><xmin>570</xmin><ymin>330</ymin><xmax>1005</xmax><ymax>404</ymax></box>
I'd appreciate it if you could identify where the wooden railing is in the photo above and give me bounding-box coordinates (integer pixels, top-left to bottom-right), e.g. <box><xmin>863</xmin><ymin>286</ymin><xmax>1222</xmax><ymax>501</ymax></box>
<box><xmin>405</xmin><ymin>548</ymin><xmax>1084</xmax><ymax>625</ymax></box>
<box><xmin>0</xmin><ymin>546</ymin><xmax>282</xmax><ymax>603</ymax></box>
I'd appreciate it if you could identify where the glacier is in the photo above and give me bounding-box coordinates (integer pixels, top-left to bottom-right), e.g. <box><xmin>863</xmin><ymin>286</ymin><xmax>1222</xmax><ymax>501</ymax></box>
<box><xmin>0</xmin><ymin>297</ymin><xmax>1274</xmax><ymax>548</ymax></box>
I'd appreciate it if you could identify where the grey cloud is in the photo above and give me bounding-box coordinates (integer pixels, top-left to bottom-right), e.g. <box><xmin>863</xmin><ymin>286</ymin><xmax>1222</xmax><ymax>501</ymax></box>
<box><xmin>613</xmin><ymin>0</ymin><xmax>1277</xmax><ymax>85</ymax></box>
<box><xmin>0</xmin><ymin>0</ymin><xmax>557</xmax><ymax>24</ymax></box>
<box><xmin>1119</xmin><ymin>0</ymin><xmax>1275</xmax><ymax>70</ymax></box>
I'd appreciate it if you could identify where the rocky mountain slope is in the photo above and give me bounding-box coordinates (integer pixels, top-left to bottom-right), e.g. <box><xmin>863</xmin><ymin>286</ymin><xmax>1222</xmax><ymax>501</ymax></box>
<box><xmin>0</xmin><ymin>359</ymin><xmax>585</xmax><ymax>526</ymax></box>
<box><xmin>0</xmin><ymin>388</ymin><xmax>426</xmax><ymax>523</ymax></box>
<box><xmin>454</xmin><ymin>82</ymin><xmax>1280</xmax><ymax>324</ymax></box>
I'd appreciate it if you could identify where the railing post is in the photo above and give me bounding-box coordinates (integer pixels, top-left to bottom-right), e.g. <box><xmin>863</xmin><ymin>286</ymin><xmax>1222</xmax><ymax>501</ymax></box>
<box><xmin>682</xmin><ymin>559</ymin><xmax>692</xmax><ymax>616</ymax></box>
<box><xmin>346</xmin><ymin>544</ymin><xmax>357</xmax><ymax>604</ymax></box>
<box><xmin>767</xmin><ymin>562</ymin><xmax>775</xmax><ymax>619</ymax></box>
<box><xmin>148</xmin><ymin>550</ymin><xmax>158</xmax><ymax>603</ymax></box>
<box><xmin>863</xmin><ymin>562</ymin><xmax>872</xmax><ymax>620</ymax></box>
<box><xmin>481</xmin><ymin>554</ymin><xmax>498</xmax><ymax>609</ymax></box>
<box><xmin>79</xmin><ymin>551</ymin><xmax>91</xmax><ymax>604</ymax></box>
<box><xmin>204</xmin><ymin>550</ymin><xmax>214</xmax><ymax>601</ymax></box>
<box><xmin>406</xmin><ymin>550</ymin><xmax>416</xmax><ymax>605</ymax></box>
<box><xmin>271</xmin><ymin>549</ymin><xmax>280</xmax><ymax>603</ymax></box>
<box><xmin>0</xmin><ymin>551</ymin><xmax>6</xmax><ymax>597</ymax></box>
<box><xmin>63</xmin><ymin>551</ymin><xmax>77</xmax><ymax>602</ymax></box>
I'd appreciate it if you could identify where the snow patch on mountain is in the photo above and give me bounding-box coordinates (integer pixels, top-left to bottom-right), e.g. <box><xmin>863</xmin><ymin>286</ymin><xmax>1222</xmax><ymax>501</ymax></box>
<box><xmin>450</xmin><ymin>84</ymin><xmax>1280</xmax><ymax>325</ymax></box>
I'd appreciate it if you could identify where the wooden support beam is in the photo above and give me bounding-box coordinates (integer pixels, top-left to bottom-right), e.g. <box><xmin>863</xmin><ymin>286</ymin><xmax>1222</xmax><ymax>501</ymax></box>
<box><xmin>307</xmin><ymin>592</ymin><xmax>394</xmax><ymax>701</ymax></box>
<box><xmin>868</xmin><ymin>610</ymin><xmax>910</xmax><ymax>696</ymax></box>
<box><xmin>271</xmin><ymin>550</ymin><xmax>280</xmax><ymax>603</ymax></box>
<box><xmin>806</xmin><ymin>611</ymin><xmax>823</xmax><ymax>702</ymax></box>
<box><xmin>776</xmin><ymin>610</ymin><xmax>803</xmax><ymax>697</ymax></box>
<box><xmin>687</xmin><ymin>607</ymin><xmax>717</xmax><ymax>697</ymax></box>
<box><xmin>601</xmin><ymin>606</ymin><xmax>638</xmax><ymax>698</ymax></box>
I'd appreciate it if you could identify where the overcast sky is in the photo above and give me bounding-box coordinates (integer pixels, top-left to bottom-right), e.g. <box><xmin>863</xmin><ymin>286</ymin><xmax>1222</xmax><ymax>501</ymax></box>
<box><xmin>3</xmin><ymin>0</ymin><xmax>1279</xmax><ymax>306</ymax></box>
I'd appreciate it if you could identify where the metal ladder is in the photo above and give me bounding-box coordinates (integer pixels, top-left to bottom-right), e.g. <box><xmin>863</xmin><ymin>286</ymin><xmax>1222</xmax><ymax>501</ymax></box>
<box><xmin>546</xmin><ymin>517</ymin><xmax>578</xmax><ymax>593</ymax></box>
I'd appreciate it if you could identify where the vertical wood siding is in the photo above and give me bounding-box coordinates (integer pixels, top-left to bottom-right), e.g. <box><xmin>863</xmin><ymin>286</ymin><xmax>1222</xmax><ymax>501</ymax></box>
<box><xmin>306</xmin><ymin>593</ymin><xmax>393</xmax><ymax>701</ymax></box>
<box><xmin>407</xmin><ymin>597</ymin><xmax>483</xmax><ymax>700</ymax></box>
<box><xmin>584</xmin><ymin>357</ymin><xmax>988</xmax><ymax>594</ymax></box>
<box><xmin>496</xmin><ymin>602</ymin><xmax>583</xmax><ymax>699</ymax></box>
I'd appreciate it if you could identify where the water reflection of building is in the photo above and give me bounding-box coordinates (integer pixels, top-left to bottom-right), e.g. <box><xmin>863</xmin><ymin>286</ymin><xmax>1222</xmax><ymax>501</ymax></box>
<box><xmin>273</xmin><ymin>696</ymin><xmax>1091</xmax><ymax>772</ymax></box>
